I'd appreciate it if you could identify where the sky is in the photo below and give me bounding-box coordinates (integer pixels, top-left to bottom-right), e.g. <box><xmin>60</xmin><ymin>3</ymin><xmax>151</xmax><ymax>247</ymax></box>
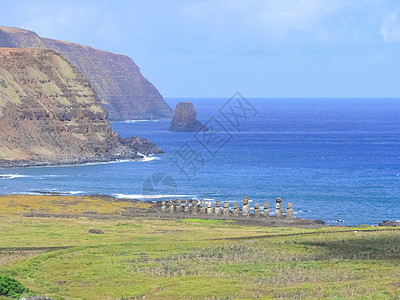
<box><xmin>2</xmin><ymin>0</ymin><xmax>400</xmax><ymax>98</ymax></box>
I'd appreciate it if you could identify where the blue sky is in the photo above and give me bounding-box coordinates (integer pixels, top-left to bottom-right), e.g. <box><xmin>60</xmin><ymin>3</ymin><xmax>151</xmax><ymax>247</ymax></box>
<box><xmin>2</xmin><ymin>0</ymin><xmax>400</xmax><ymax>98</ymax></box>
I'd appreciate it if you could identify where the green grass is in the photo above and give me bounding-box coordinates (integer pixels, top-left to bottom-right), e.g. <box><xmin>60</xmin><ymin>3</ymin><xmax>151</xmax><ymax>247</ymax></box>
<box><xmin>0</xmin><ymin>195</ymin><xmax>399</xmax><ymax>299</ymax></box>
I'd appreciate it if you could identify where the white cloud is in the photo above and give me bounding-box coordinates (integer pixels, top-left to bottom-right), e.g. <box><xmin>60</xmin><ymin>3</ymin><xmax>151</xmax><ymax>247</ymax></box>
<box><xmin>380</xmin><ymin>7</ymin><xmax>400</xmax><ymax>43</ymax></box>
<box><xmin>19</xmin><ymin>4</ymin><xmax>101</xmax><ymax>40</ymax></box>
<box><xmin>179</xmin><ymin>0</ymin><xmax>354</xmax><ymax>42</ymax></box>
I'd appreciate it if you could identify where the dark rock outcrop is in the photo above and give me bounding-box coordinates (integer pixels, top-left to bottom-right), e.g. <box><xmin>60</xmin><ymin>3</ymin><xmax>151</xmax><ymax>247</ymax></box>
<box><xmin>379</xmin><ymin>220</ymin><xmax>400</xmax><ymax>227</ymax></box>
<box><xmin>169</xmin><ymin>102</ymin><xmax>207</xmax><ymax>132</ymax></box>
<box><xmin>0</xmin><ymin>48</ymin><xmax>162</xmax><ymax>167</ymax></box>
<box><xmin>21</xmin><ymin>296</ymin><xmax>53</xmax><ymax>300</ymax></box>
<box><xmin>88</xmin><ymin>229</ymin><xmax>105</xmax><ymax>234</ymax></box>
<box><xmin>122</xmin><ymin>136</ymin><xmax>163</xmax><ymax>156</ymax></box>
<box><xmin>0</xmin><ymin>26</ymin><xmax>173</xmax><ymax>121</ymax></box>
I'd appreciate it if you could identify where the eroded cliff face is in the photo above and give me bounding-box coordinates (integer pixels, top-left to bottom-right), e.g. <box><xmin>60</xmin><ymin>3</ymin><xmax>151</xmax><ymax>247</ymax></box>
<box><xmin>0</xmin><ymin>26</ymin><xmax>173</xmax><ymax>121</ymax></box>
<box><xmin>0</xmin><ymin>26</ymin><xmax>46</xmax><ymax>48</ymax></box>
<box><xmin>169</xmin><ymin>102</ymin><xmax>207</xmax><ymax>132</ymax></box>
<box><xmin>0</xmin><ymin>48</ymin><xmax>162</xmax><ymax>167</ymax></box>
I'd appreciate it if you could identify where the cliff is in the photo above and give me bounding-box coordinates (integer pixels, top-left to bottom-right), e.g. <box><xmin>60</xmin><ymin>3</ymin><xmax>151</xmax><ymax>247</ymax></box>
<box><xmin>0</xmin><ymin>48</ymin><xmax>162</xmax><ymax>167</ymax></box>
<box><xmin>169</xmin><ymin>102</ymin><xmax>207</xmax><ymax>132</ymax></box>
<box><xmin>0</xmin><ymin>26</ymin><xmax>173</xmax><ymax>121</ymax></box>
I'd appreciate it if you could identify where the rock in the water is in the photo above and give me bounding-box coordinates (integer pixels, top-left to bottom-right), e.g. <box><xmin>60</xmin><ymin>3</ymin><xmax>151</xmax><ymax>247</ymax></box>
<box><xmin>122</xmin><ymin>136</ymin><xmax>163</xmax><ymax>156</ymax></box>
<box><xmin>169</xmin><ymin>102</ymin><xmax>207</xmax><ymax>132</ymax></box>
<box><xmin>89</xmin><ymin>229</ymin><xmax>105</xmax><ymax>234</ymax></box>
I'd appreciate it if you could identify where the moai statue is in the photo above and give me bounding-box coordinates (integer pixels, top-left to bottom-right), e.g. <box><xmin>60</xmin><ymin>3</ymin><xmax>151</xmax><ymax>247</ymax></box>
<box><xmin>286</xmin><ymin>202</ymin><xmax>294</xmax><ymax>218</ymax></box>
<box><xmin>275</xmin><ymin>197</ymin><xmax>283</xmax><ymax>218</ymax></box>
<box><xmin>176</xmin><ymin>198</ymin><xmax>182</xmax><ymax>214</ymax></box>
<box><xmin>254</xmin><ymin>203</ymin><xmax>261</xmax><ymax>217</ymax></box>
<box><xmin>168</xmin><ymin>200</ymin><xmax>175</xmax><ymax>214</ymax></box>
<box><xmin>191</xmin><ymin>200</ymin><xmax>198</xmax><ymax>215</ymax></box>
<box><xmin>215</xmin><ymin>201</ymin><xmax>222</xmax><ymax>215</ymax></box>
<box><xmin>223</xmin><ymin>202</ymin><xmax>230</xmax><ymax>216</ymax></box>
<box><xmin>199</xmin><ymin>201</ymin><xmax>206</xmax><ymax>214</ymax></box>
<box><xmin>184</xmin><ymin>200</ymin><xmax>190</xmax><ymax>214</ymax></box>
<box><xmin>264</xmin><ymin>202</ymin><xmax>270</xmax><ymax>217</ymax></box>
<box><xmin>233</xmin><ymin>202</ymin><xmax>240</xmax><ymax>217</ymax></box>
<box><xmin>206</xmin><ymin>201</ymin><xmax>213</xmax><ymax>214</ymax></box>
<box><xmin>242</xmin><ymin>196</ymin><xmax>250</xmax><ymax>217</ymax></box>
<box><xmin>161</xmin><ymin>201</ymin><xmax>167</xmax><ymax>214</ymax></box>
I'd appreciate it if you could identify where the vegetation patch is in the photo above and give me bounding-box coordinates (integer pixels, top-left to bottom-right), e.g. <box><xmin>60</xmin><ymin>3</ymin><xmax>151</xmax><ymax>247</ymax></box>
<box><xmin>0</xmin><ymin>275</ymin><xmax>28</xmax><ymax>298</ymax></box>
<box><xmin>0</xmin><ymin>195</ymin><xmax>399</xmax><ymax>299</ymax></box>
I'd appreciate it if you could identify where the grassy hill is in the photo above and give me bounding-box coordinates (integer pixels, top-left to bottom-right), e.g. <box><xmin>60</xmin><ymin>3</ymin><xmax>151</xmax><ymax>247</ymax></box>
<box><xmin>0</xmin><ymin>194</ymin><xmax>399</xmax><ymax>299</ymax></box>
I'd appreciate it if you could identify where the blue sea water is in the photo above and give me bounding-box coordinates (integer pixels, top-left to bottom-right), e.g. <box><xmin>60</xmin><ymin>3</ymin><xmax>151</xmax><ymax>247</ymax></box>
<box><xmin>1</xmin><ymin>98</ymin><xmax>399</xmax><ymax>226</ymax></box>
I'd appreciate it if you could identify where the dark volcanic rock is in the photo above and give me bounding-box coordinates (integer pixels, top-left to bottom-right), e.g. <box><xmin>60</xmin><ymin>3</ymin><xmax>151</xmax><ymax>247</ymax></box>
<box><xmin>379</xmin><ymin>220</ymin><xmax>400</xmax><ymax>227</ymax></box>
<box><xmin>169</xmin><ymin>102</ymin><xmax>207</xmax><ymax>132</ymax></box>
<box><xmin>21</xmin><ymin>296</ymin><xmax>53</xmax><ymax>300</ymax></box>
<box><xmin>88</xmin><ymin>229</ymin><xmax>105</xmax><ymax>234</ymax></box>
<box><xmin>0</xmin><ymin>48</ymin><xmax>162</xmax><ymax>167</ymax></box>
<box><xmin>122</xmin><ymin>136</ymin><xmax>164</xmax><ymax>156</ymax></box>
<box><xmin>0</xmin><ymin>26</ymin><xmax>173</xmax><ymax>121</ymax></box>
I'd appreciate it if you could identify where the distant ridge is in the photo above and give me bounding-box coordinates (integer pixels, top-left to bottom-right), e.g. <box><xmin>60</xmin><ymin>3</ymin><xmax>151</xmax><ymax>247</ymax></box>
<box><xmin>0</xmin><ymin>26</ymin><xmax>173</xmax><ymax>121</ymax></box>
<box><xmin>0</xmin><ymin>48</ymin><xmax>162</xmax><ymax>167</ymax></box>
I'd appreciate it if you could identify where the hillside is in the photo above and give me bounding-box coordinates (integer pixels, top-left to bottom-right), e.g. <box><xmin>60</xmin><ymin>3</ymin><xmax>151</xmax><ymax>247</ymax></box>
<box><xmin>0</xmin><ymin>26</ymin><xmax>173</xmax><ymax>121</ymax></box>
<box><xmin>0</xmin><ymin>48</ymin><xmax>161</xmax><ymax>167</ymax></box>
<box><xmin>0</xmin><ymin>194</ymin><xmax>399</xmax><ymax>299</ymax></box>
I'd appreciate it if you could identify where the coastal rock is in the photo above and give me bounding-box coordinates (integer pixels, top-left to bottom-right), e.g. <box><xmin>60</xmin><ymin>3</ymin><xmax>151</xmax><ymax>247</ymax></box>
<box><xmin>0</xmin><ymin>48</ymin><xmax>162</xmax><ymax>167</ymax></box>
<box><xmin>169</xmin><ymin>102</ymin><xmax>207</xmax><ymax>132</ymax></box>
<box><xmin>379</xmin><ymin>220</ymin><xmax>400</xmax><ymax>227</ymax></box>
<box><xmin>122</xmin><ymin>136</ymin><xmax>163</xmax><ymax>156</ymax></box>
<box><xmin>0</xmin><ymin>26</ymin><xmax>173</xmax><ymax>121</ymax></box>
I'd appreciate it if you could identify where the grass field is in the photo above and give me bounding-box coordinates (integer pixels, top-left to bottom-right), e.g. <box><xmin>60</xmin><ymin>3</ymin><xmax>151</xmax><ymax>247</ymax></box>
<box><xmin>0</xmin><ymin>195</ymin><xmax>399</xmax><ymax>299</ymax></box>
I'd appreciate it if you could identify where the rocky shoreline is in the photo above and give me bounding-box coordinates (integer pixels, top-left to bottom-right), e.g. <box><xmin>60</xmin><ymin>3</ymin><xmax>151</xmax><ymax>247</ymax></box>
<box><xmin>3</xmin><ymin>193</ymin><xmax>393</xmax><ymax>228</ymax></box>
<box><xmin>0</xmin><ymin>153</ymin><xmax>158</xmax><ymax>169</ymax></box>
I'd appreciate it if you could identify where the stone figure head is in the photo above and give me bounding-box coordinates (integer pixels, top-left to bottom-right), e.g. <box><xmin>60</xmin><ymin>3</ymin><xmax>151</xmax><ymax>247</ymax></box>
<box><xmin>264</xmin><ymin>202</ymin><xmax>269</xmax><ymax>209</ymax></box>
<box><xmin>243</xmin><ymin>196</ymin><xmax>249</xmax><ymax>205</ymax></box>
<box><xmin>224</xmin><ymin>201</ymin><xmax>229</xmax><ymax>208</ymax></box>
<box><xmin>254</xmin><ymin>203</ymin><xmax>260</xmax><ymax>209</ymax></box>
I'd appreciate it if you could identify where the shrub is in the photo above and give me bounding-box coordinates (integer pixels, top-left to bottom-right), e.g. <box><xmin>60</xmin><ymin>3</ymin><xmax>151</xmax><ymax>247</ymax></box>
<box><xmin>0</xmin><ymin>276</ymin><xmax>27</xmax><ymax>298</ymax></box>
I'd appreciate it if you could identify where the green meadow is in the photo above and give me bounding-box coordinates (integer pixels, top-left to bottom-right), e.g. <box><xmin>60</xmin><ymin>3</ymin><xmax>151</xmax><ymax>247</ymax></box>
<box><xmin>0</xmin><ymin>195</ymin><xmax>399</xmax><ymax>299</ymax></box>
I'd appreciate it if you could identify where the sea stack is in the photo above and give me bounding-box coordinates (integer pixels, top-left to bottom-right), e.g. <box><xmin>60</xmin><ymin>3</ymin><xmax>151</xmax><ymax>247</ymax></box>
<box><xmin>168</xmin><ymin>102</ymin><xmax>207</xmax><ymax>132</ymax></box>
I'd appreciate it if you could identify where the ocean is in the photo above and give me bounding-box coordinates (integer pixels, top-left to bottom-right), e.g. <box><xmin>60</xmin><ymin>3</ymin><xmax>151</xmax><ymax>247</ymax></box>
<box><xmin>1</xmin><ymin>97</ymin><xmax>399</xmax><ymax>226</ymax></box>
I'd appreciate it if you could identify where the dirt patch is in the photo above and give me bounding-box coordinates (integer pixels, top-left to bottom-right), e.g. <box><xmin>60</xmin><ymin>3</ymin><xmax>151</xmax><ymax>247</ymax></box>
<box><xmin>210</xmin><ymin>228</ymin><xmax>400</xmax><ymax>241</ymax></box>
<box><xmin>149</xmin><ymin>230</ymin><xmax>185</xmax><ymax>234</ymax></box>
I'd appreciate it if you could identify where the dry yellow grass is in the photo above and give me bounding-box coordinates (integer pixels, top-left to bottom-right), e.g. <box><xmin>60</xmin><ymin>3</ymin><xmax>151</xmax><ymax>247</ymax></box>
<box><xmin>0</xmin><ymin>194</ymin><xmax>399</xmax><ymax>299</ymax></box>
<box><xmin>0</xmin><ymin>194</ymin><xmax>152</xmax><ymax>217</ymax></box>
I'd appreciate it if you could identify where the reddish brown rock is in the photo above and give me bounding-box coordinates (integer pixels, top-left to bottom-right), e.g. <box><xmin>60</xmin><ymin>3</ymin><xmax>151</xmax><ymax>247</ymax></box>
<box><xmin>169</xmin><ymin>102</ymin><xmax>207</xmax><ymax>132</ymax></box>
<box><xmin>0</xmin><ymin>26</ymin><xmax>173</xmax><ymax>121</ymax></box>
<box><xmin>0</xmin><ymin>48</ymin><xmax>162</xmax><ymax>167</ymax></box>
